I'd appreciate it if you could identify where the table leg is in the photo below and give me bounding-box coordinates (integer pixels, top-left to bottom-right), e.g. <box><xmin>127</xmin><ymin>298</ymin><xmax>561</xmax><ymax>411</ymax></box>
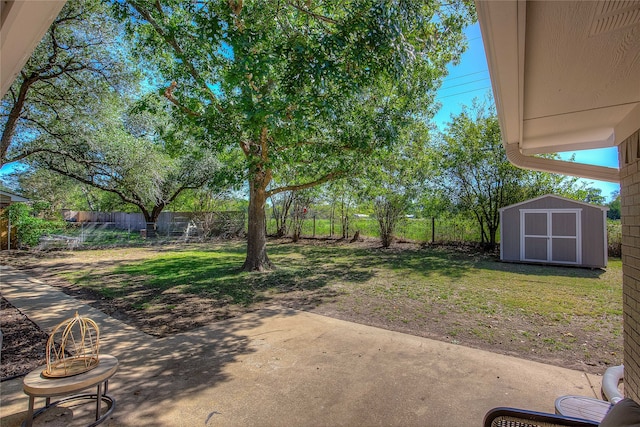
<box><xmin>25</xmin><ymin>396</ymin><xmax>34</xmax><ymax>427</ymax></box>
<box><xmin>96</xmin><ymin>383</ymin><xmax>103</xmax><ymax>421</ymax></box>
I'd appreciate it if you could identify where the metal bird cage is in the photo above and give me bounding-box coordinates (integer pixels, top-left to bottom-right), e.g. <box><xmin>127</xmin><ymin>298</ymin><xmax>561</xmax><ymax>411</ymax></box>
<box><xmin>43</xmin><ymin>312</ymin><xmax>100</xmax><ymax>378</ymax></box>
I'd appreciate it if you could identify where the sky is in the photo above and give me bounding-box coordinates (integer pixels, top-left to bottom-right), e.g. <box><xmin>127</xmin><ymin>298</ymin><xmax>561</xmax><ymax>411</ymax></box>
<box><xmin>433</xmin><ymin>23</ymin><xmax>621</xmax><ymax>202</ymax></box>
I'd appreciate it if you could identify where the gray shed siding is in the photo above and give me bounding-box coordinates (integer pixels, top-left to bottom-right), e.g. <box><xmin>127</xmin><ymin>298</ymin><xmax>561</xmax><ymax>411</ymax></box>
<box><xmin>500</xmin><ymin>195</ymin><xmax>607</xmax><ymax>268</ymax></box>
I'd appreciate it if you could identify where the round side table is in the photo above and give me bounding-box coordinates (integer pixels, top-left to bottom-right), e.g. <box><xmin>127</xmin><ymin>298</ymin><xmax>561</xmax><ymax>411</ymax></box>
<box><xmin>555</xmin><ymin>395</ymin><xmax>612</xmax><ymax>423</ymax></box>
<box><xmin>22</xmin><ymin>354</ymin><xmax>118</xmax><ymax>427</ymax></box>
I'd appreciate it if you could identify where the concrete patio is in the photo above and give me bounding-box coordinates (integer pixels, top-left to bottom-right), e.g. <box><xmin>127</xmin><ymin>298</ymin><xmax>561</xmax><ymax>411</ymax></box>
<box><xmin>0</xmin><ymin>265</ymin><xmax>605</xmax><ymax>426</ymax></box>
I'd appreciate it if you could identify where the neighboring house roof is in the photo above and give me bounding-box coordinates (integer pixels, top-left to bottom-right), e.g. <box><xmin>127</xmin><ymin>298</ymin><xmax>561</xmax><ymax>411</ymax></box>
<box><xmin>475</xmin><ymin>0</ymin><xmax>640</xmax><ymax>182</ymax></box>
<box><xmin>0</xmin><ymin>190</ymin><xmax>29</xmax><ymax>203</ymax></box>
<box><xmin>498</xmin><ymin>194</ymin><xmax>608</xmax><ymax>212</ymax></box>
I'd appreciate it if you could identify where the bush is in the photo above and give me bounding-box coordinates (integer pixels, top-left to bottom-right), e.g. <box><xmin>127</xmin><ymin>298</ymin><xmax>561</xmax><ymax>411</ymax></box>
<box><xmin>608</xmin><ymin>220</ymin><xmax>622</xmax><ymax>258</ymax></box>
<box><xmin>3</xmin><ymin>203</ymin><xmax>65</xmax><ymax>248</ymax></box>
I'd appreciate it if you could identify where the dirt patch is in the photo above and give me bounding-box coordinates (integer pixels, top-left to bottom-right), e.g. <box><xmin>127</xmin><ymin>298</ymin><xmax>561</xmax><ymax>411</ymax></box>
<box><xmin>0</xmin><ymin>240</ymin><xmax>623</xmax><ymax>380</ymax></box>
<box><xmin>1</xmin><ymin>297</ymin><xmax>48</xmax><ymax>380</ymax></box>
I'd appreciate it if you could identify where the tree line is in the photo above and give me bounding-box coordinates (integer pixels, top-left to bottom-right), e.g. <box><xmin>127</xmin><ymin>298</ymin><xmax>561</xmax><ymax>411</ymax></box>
<box><xmin>0</xmin><ymin>0</ymin><xmax>616</xmax><ymax>267</ymax></box>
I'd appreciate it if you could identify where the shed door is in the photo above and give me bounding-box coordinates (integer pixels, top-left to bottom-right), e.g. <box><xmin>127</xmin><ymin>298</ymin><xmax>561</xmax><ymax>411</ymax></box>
<box><xmin>520</xmin><ymin>209</ymin><xmax>582</xmax><ymax>264</ymax></box>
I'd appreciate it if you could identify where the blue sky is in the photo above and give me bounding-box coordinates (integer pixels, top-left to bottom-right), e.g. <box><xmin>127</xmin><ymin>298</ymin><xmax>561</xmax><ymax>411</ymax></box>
<box><xmin>433</xmin><ymin>23</ymin><xmax>621</xmax><ymax>202</ymax></box>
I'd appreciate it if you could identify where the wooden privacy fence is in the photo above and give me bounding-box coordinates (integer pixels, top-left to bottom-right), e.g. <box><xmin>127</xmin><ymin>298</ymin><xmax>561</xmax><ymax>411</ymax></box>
<box><xmin>0</xmin><ymin>210</ymin><xmax>18</xmax><ymax>250</ymax></box>
<box><xmin>61</xmin><ymin>210</ymin><xmax>245</xmax><ymax>237</ymax></box>
<box><xmin>63</xmin><ymin>211</ymin><xmax>147</xmax><ymax>231</ymax></box>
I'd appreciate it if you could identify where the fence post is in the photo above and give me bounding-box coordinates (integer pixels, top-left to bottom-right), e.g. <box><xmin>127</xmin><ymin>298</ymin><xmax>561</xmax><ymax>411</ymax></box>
<box><xmin>313</xmin><ymin>215</ymin><xmax>316</xmax><ymax>237</ymax></box>
<box><xmin>431</xmin><ymin>217</ymin><xmax>435</xmax><ymax>243</ymax></box>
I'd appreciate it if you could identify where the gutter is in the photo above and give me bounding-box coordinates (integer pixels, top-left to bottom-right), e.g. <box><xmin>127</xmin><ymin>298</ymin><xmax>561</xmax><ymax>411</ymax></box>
<box><xmin>504</xmin><ymin>143</ymin><xmax>620</xmax><ymax>183</ymax></box>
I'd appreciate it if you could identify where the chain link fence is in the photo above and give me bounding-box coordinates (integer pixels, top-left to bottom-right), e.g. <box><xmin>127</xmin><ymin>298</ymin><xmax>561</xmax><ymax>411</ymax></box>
<box><xmin>26</xmin><ymin>209</ymin><xmax>621</xmax><ymax>258</ymax></box>
<box><xmin>266</xmin><ymin>213</ymin><xmax>623</xmax><ymax>257</ymax></box>
<box><xmin>37</xmin><ymin>211</ymin><xmax>245</xmax><ymax>249</ymax></box>
<box><xmin>266</xmin><ymin>215</ymin><xmax>483</xmax><ymax>243</ymax></box>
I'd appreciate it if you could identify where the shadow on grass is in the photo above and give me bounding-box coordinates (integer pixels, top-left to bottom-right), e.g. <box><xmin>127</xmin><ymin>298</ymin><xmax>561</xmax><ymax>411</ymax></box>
<box><xmin>319</xmin><ymin>243</ymin><xmax>608</xmax><ymax>281</ymax></box>
<box><xmin>43</xmin><ymin>241</ymin><xmax>609</xmax><ymax>325</ymax></box>
<box><xmin>477</xmin><ymin>259</ymin><xmax>606</xmax><ymax>279</ymax></box>
<box><xmin>61</xmin><ymin>244</ymin><xmax>378</xmax><ymax>312</ymax></box>
<box><xmin>268</xmin><ymin>244</ymin><xmax>475</xmax><ymax>280</ymax></box>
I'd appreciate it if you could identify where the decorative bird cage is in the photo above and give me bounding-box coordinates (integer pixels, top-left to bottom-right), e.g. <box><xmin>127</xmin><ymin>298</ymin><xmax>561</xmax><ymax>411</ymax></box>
<box><xmin>43</xmin><ymin>312</ymin><xmax>100</xmax><ymax>378</ymax></box>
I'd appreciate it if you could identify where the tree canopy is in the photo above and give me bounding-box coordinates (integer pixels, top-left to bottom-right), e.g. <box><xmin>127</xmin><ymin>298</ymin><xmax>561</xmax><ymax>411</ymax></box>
<box><xmin>0</xmin><ymin>0</ymin><xmax>134</xmax><ymax>166</ymax></box>
<box><xmin>432</xmin><ymin>101</ymin><xmax>584</xmax><ymax>247</ymax></box>
<box><xmin>28</xmin><ymin>91</ymin><xmax>234</xmax><ymax>225</ymax></box>
<box><xmin>1</xmin><ymin>0</ymin><xmax>235</xmax><ymax>225</ymax></box>
<box><xmin>116</xmin><ymin>0</ymin><xmax>476</xmax><ymax>270</ymax></box>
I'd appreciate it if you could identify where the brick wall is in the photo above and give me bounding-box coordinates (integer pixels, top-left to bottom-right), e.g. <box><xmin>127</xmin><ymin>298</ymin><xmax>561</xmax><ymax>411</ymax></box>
<box><xmin>619</xmin><ymin>129</ymin><xmax>640</xmax><ymax>401</ymax></box>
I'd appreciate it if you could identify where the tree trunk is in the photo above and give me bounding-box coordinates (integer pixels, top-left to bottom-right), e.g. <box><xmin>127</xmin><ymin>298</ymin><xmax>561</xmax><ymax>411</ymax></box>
<box><xmin>142</xmin><ymin>205</ymin><xmax>164</xmax><ymax>238</ymax></box>
<box><xmin>1</xmin><ymin>75</ymin><xmax>35</xmax><ymax>166</ymax></box>
<box><xmin>488</xmin><ymin>226</ymin><xmax>498</xmax><ymax>249</ymax></box>
<box><xmin>329</xmin><ymin>203</ymin><xmax>335</xmax><ymax>237</ymax></box>
<box><xmin>243</xmin><ymin>177</ymin><xmax>273</xmax><ymax>271</ymax></box>
<box><xmin>341</xmin><ymin>198</ymin><xmax>349</xmax><ymax>239</ymax></box>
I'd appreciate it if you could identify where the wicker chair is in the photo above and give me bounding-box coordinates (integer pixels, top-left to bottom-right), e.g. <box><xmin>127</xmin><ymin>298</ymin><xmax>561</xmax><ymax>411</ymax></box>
<box><xmin>484</xmin><ymin>407</ymin><xmax>599</xmax><ymax>427</ymax></box>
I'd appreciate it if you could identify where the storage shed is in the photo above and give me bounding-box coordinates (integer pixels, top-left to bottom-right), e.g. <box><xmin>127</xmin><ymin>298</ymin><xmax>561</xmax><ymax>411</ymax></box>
<box><xmin>499</xmin><ymin>194</ymin><xmax>608</xmax><ymax>268</ymax></box>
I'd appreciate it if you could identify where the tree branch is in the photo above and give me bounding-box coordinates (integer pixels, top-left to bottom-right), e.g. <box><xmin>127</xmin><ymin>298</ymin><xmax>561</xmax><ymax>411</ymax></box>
<box><xmin>1</xmin><ymin>75</ymin><xmax>38</xmax><ymax>166</ymax></box>
<box><xmin>128</xmin><ymin>1</ymin><xmax>219</xmax><ymax>106</ymax></box>
<box><xmin>287</xmin><ymin>1</ymin><xmax>338</xmax><ymax>25</ymax></box>
<box><xmin>267</xmin><ymin>170</ymin><xmax>343</xmax><ymax>197</ymax></box>
<box><xmin>164</xmin><ymin>81</ymin><xmax>201</xmax><ymax>117</ymax></box>
<box><xmin>44</xmin><ymin>162</ymin><xmax>146</xmax><ymax>210</ymax></box>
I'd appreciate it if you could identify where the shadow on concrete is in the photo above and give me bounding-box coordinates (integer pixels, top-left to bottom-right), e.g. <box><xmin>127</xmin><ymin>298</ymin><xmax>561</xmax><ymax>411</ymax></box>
<box><xmin>103</xmin><ymin>308</ymin><xmax>295</xmax><ymax>426</ymax></box>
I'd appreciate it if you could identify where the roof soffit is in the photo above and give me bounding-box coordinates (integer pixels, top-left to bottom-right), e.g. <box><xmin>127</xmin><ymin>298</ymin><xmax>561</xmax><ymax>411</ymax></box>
<box><xmin>475</xmin><ymin>0</ymin><xmax>639</xmax><ymax>182</ymax></box>
<box><xmin>521</xmin><ymin>0</ymin><xmax>640</xmax><ymax>152</ymax></box>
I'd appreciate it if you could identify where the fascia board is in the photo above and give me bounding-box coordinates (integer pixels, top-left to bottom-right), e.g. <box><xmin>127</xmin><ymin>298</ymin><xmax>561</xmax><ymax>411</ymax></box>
<box><xmin>615</xmin><ymin>104</ymin><xmax>640</xmax><ymax>147</ymax></box>
<box><xmin>0</xmin><ymin>1</ymin><xmax>66</xmax><ymax>97</ymax></box>
<box><xmin>475</xmin><ymin>0</ymin><xmax>522</xmax><ymax>146</ymax></box>
<box><xmin>505</xmin><ymin>142</ymin><xmax>620</xmax><ymax>183</ymax></box>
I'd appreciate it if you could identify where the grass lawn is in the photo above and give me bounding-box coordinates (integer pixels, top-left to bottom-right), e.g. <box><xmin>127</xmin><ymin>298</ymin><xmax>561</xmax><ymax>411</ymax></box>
<box><xmin>1</xmin><ymin>239</ymin><xmax>623</xmax><ymax>373</ymax></box>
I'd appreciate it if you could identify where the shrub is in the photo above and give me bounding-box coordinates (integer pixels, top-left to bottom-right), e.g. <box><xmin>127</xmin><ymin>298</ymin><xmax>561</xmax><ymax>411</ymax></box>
<box><xmin>608</xmin><ymin>219</ymin><xmax>622</xmax><ymax>258</ymax></box>
<box><xmin>3</xmin><ymin>203</ymin><xmax>65</xmax><ymax>248</ymax></box>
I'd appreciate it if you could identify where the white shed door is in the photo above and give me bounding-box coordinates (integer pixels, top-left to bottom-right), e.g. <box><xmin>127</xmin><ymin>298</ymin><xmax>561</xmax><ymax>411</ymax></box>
<box><xmin>520</xmin><ymin>209</ymin><xmax>582</xmax><ymax>264</ymax></box>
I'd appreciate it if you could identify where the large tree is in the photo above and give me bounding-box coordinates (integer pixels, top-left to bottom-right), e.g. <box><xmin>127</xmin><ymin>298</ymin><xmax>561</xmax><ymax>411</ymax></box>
<box><xmin>28</xmin><ymin>93</ymin><xmax>233</xmax><ymax>227</ymax></box>
<box><xmin>0</xmin><ymin>0</ymin><xmax>132</xmax><ymax>167</ymax></box>
<box><xmin>608</xmin><ymin>191</ymin><xmax>621</xmax><ymax>220</ymax></box>
<box><xmin>117</xmin><ymin>0</ymin><xmax>475</xmax><ymax>270</ymax></box>
<box><xmin>364</xmin><ymin>122</ymin><xmax>430</xmax><ymax>247</ymax></box>
<box><xmin>433</xmin><ymin>101</ymin><xmax>580</xmax><ymax>248</ymax></box>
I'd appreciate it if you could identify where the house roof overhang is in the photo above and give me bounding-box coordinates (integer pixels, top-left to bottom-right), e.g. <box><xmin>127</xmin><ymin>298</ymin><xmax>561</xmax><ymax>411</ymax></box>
<box><xmin>475</xmin><ymin>0</ymin><xmax>640</xmax><ymax>183</ymax></box>
<box><xmin>0</xmin><ymin>0</ymin><xmax>66</xmax><ymax>97</ymax></box>
<box><xmin>0</xmin><ymin>189</ymin><xmax>28</xmax><ymax>202</ymax></box>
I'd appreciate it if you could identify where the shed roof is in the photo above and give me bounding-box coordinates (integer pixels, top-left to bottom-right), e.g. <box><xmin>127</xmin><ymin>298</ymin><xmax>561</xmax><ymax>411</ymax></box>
<box><xmin>498</xmin><ymin>194</ymin><xmax>608</xmax><ymax>213</ymax></box>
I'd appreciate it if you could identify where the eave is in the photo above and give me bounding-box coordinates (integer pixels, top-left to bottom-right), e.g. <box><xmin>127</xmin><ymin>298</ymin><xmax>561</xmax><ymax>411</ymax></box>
<box><xmin>475</xmin><ymin>0</ymin><xmax>640</xmax><ymax>183</ymax></box>
<box><xmin>0</xmin><ymin>0</ymin><xmax>66</xmax><ymax>97</ymax></box>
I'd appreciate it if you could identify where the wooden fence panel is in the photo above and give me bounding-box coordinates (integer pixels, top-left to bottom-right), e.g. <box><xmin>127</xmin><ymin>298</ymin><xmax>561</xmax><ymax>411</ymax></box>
<box><xmin>0</xmin><ymin>213</ymin><xmax>17</xmax><ymax>250</ymax></box>
<box><xmin>62</xmin><ymin>210</ymin><xmax>147</xmax><ymax>230</ymax></box>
